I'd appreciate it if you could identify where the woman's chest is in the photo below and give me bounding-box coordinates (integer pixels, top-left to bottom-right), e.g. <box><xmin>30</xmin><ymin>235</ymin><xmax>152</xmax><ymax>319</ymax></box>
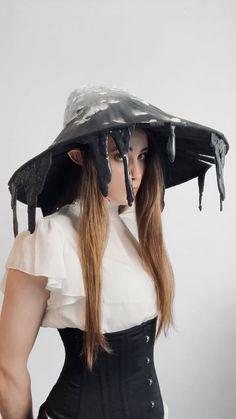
<box><xmin>101</xmin><ymin>218</ymin><xmax>156</xmax><ymax>304</ymax></box>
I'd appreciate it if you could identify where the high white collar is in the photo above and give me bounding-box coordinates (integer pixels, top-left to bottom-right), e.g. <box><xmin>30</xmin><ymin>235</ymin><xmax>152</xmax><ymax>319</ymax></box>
<box><xmin>69</xmin><ymin>198</ymin><xmax>135</xmax><ymax>216</ymax></box>
<box><xmin>107</xmin><ymin>199</ymin><xmax>136</xmax><ymax>217</ymax></box>
<box><xmin>106</xmin><ymin>199</ymin><xmax>138</xmax><ymax>242</ymax></box>
<box><xmin>62</xmin><ymin>197</ymin><xmax>138</xmax><ymax>242</ymax></box>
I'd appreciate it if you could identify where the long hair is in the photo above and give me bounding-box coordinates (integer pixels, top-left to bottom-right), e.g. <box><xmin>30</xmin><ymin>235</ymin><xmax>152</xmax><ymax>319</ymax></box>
<box><xmin>56</xmin><ymin>130</ymin><xmax>175</xmax><ymax>371</ymax></box>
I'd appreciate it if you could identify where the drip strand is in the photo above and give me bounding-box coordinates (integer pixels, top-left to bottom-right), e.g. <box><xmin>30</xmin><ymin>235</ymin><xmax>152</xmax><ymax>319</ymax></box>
<box><xmin>166</xmin><ymin>124</ymin><xmax>176</xmax><ymax>163</ymax></box>
<box><xmin>211</xmin><ymin>133</ymin><xmax>227</xmax><ymax>212</ymax></box>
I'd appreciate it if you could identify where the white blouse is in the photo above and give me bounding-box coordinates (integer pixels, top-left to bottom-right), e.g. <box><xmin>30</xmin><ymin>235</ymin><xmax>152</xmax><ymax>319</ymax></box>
<box><xmin>0</xmin><ymin>199</ymin><xmax>159</xmax><ymax>332</ymax></box>
<box><xmin>0</xmin><ymin>199</ymin><xmax>169</xmax><ymax>418</ymax></box>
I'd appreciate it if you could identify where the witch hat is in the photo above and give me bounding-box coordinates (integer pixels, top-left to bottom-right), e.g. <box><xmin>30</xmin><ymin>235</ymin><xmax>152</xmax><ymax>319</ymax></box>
<box><xmin>7</xmin><ymin>84</ymin><xmax>229</xmax><ymax>237</ymax></box>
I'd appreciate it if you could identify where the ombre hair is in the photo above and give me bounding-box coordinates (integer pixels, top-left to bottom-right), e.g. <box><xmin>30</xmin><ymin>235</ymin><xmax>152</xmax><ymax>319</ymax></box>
<box><xmin>55</xmin><ymin>128</ymin><xmax>175</xmax><ymax>371</ymax></box>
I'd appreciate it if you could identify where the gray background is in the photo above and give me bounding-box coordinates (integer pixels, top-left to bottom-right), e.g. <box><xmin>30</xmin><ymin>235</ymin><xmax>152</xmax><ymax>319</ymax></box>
<box><xmin>0</xmin><ymin>0</ymin><xmax>235</xmax><ymax>418</ymax></box>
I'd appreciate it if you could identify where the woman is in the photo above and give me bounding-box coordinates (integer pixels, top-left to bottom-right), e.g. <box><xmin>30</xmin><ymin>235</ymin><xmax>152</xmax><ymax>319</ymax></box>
<box><xmin>0</xmin><ymin>85</ymin><xmax>229</xmax><ymax>419</ymax></box>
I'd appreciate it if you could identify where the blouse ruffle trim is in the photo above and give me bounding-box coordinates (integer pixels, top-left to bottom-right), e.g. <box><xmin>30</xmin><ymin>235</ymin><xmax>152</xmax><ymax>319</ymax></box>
<box><xmin>0</xmin><ymin>215</ymin><xmax>86</xmax><ymax>308</ymax></box>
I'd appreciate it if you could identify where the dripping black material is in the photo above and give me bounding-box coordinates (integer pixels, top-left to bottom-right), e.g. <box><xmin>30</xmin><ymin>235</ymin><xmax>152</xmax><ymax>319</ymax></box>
<box><xmin>37</xmin><ymin>316</ymin><xmax>165</xmax><ymax>419</ymax></box>
<box><xmin>5</xmin><ymin>85</ymin><xmax>229</xmax><ymax>238</ymax></box>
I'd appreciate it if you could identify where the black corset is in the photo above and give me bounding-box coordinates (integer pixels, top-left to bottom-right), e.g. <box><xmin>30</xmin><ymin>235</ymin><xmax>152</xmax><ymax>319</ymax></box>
<box><xmin>37</xmin><ymin>316</ymin><xmax>164</xmax><ymax>419</ymax></box>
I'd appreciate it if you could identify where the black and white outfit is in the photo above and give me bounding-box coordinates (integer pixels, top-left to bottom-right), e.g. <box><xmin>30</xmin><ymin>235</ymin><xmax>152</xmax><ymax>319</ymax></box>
<box><xmin>0</xmin><ymin>85</ymin><xmax>229</xmax><ymax>418</ymax></box>
<box><xmin>0</xmin><ymin>198</ymin><xmax>169</xmax><ymax>418</ymax></box>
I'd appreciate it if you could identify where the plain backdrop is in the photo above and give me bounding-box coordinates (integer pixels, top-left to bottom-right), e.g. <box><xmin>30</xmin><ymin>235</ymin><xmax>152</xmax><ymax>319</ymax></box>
<box><xmin>0</xmin><ymin>1</ymin><xmax>235</xmax><ymax>418</ymax></box>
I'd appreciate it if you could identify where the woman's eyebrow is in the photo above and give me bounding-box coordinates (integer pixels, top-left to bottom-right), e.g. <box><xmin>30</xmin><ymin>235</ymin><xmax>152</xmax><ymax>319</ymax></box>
<box><xmin>110</xmin><ymin>146</ymin><xmax>148</xmax><ymax>153</ymax></box>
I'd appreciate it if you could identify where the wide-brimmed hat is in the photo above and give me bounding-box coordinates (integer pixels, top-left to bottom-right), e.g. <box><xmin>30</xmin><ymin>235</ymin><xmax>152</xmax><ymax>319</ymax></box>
<box><xmin>8</xmin><ymin>84</ymin><xmax>229</xmax><ymax>237</ymax></box>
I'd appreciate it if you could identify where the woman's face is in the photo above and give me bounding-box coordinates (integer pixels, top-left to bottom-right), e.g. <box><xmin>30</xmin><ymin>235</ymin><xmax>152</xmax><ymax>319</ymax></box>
<box><xmin>107</xmin><ymin>128</ymin><xmax>149</xmax><ymax>205</ymax></box>
<box><xmin>67</xmin><ymin>128</ymin><xmax>149</xmax><ymax>205</ymax></box>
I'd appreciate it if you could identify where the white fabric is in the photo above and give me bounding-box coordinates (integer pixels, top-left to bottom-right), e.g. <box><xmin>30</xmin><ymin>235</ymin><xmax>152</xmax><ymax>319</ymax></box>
<box><xmin>0</xmin><ymin>199</ymin><xmax>159</xmax><ymax>332</ymax></box>
<box><xmin>0</xmin><ymin>199</ymin><xmax>169</xmax><ymax>417</ymax></box>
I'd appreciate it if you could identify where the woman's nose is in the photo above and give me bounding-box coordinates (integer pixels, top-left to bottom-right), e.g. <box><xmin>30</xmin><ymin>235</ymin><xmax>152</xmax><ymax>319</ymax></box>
<box><xmin>128</xmin><ymin>161</ymin><xmax>141</xmax><ymax>179</ymax></box>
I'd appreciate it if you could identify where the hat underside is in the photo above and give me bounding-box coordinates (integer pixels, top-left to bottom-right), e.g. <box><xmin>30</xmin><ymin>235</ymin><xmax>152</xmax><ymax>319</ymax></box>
<box><xmin>8</xmin><ymin>123</ymin><xmax>227</xmax><ymax>237</ymax></box>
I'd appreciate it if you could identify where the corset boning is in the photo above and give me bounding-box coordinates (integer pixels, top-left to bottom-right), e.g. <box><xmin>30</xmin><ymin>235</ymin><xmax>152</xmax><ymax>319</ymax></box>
<box><xmin>37</xmin><ymin>316</ymin><xmax>164</xmax><ymax>419</ymax></box>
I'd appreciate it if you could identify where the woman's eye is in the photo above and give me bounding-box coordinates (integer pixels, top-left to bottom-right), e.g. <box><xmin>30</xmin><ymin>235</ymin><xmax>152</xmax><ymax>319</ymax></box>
<box><xmin>114</xmin><ymin>152</ymin><xmax>148</xmax><ymax>161</ymax></box>
<box><xmin>139</xmin><ymin>152</ymin><xmax>148</xmax><ymax>160</ymax></box>
<box><xmin>114</xmin><ymin>154</ymin><xmax>123</xmax><ymax>161</ymax></box>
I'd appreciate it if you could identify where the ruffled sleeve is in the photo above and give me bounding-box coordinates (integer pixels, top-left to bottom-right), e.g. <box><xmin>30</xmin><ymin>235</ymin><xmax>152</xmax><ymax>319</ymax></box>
<box><xmin>0</xmin><ymin>215</ymin><xmax>85</xmax><ymax>303</ymax></box>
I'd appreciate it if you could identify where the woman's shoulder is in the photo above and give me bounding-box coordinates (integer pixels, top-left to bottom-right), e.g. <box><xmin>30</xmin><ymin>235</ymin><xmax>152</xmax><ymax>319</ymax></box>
<box><xmin>5</xmin><ymin>202</ymin><xmax>80</xmax><ymax>257</ymax></box>
<box><xmin>41</xmin><ymin>202</ymin><xmax>80</xmax><ymax>248</ymax></box>
<box><xmin>0</xmin><ymin>203</ymin><xmax>84</xmax><ymax>297</ymax></box>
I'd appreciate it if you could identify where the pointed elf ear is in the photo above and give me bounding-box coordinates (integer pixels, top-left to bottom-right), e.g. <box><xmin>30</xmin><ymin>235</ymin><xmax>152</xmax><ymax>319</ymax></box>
<box><xmin>67</xmin><ymin>149</ymin><xmax>84</xmax><ymax>166</ymax></box>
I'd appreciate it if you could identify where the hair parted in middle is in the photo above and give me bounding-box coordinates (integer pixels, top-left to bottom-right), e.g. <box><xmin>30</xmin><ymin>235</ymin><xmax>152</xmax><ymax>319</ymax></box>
<box><xmin>55</xmin><ymin>127</ymin><xmax>176</xmax><ymax>371</ymax></box>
